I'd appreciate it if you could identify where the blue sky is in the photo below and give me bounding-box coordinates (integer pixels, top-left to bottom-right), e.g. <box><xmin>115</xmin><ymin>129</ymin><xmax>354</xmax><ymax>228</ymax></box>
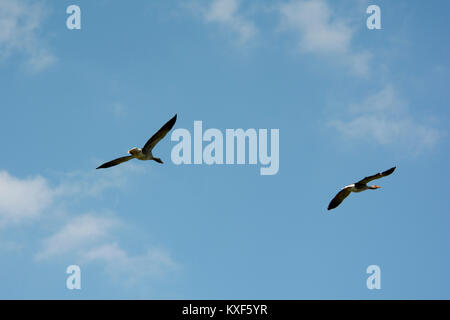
<box><xmin>0</xmin><ymin>0</ymin><xmax>449</xmax><ymax>299</ymax></box>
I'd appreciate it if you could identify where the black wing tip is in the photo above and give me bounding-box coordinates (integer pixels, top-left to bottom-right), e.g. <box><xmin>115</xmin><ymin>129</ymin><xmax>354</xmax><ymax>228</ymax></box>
<box><xmin>327</xmin><ymin>200</ymin><xmax>337</xmax><ymax>210</ymax></box>
<box><xmin>96</xmin><ymin>162</ymin><xmax>114</xmax><ymax>169</ymax></box>
<box><xmin>384</xmin><ymin>166</ymin><xmax>396</xmax><ymax>175</ymax></box>
<box><xmin>166</xmin><ymin>114</ymin><xmax>177</xmax><ymax>128</ymax></box>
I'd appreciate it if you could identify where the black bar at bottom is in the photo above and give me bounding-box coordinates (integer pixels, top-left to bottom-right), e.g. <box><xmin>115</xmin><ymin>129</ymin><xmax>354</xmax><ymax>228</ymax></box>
<box><xmin>0</xmin><ymin>300</ymin><xmax>448</xmax><ymax>318</ymax></box>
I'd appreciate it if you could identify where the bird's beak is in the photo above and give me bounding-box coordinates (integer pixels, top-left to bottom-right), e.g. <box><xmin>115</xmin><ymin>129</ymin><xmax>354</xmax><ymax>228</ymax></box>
<box><xmin>374</xmin><ymin>185</ymin><xmax>381</xmax><ymax>189</ymax></box>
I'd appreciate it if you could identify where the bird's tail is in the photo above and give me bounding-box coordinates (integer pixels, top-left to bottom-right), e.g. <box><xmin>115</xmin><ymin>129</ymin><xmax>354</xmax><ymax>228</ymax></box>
<box><xmin>153</xmin><ymin>158</ymin><xmax>163</xmax><ymax>164</ymax></box>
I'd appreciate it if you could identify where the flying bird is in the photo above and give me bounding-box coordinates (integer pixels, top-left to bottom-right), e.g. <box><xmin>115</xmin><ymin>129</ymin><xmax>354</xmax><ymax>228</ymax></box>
<box><xmin>327</xmin><ymin>167</ymin><xmax>396</xmax><ymax>210</ymax></box>
<box><xmin>96</xmin><ymin>114</ymin><xmax>177</xmax><ymax>169</ymax></box>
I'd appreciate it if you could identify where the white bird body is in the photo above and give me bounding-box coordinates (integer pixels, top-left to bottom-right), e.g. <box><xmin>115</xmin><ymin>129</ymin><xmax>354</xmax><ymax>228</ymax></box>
<box><xmin>128</xmin><ymin>147</ymin><xmax>153</xmax><ymax>161</ymax></box>
<box><xmin>343</xmin><ymin>184</ymin><xmax>368</xmax><ymax>193</ymax></box>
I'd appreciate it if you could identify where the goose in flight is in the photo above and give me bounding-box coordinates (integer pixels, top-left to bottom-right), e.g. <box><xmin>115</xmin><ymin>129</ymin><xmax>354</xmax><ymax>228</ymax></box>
<box><xmin>96</xmin><ymin>114</ymin><xmax>177</xmax><ymax>169</ymax></box>
<box><xmin>327</xmin><ymin>167</ymin><xmax>396</xmax><ymax>210</ymax></box>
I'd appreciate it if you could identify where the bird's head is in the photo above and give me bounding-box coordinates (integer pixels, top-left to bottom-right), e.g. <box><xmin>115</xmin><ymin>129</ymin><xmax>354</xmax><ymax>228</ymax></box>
<box><xmin>128</xmin><ymin>147</ymin><xmax>139</xmax><ymax>156</ymax></box>
<box><xmin>369</xmin><ymin>185</ymin><xmax>381</xmax><ymax>189</ymax></box>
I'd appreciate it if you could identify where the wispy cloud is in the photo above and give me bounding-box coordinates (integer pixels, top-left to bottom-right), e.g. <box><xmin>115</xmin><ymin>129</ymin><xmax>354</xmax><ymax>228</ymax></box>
<box><xmin>0</xmin><ymin>168</ymin><xmax>177</xmax><ymax>285</ymax></box>
<box><xmin>36</xmin><ymin>213</ymin><xmax>177</xmax><ymax>284</ymax></box>
<box><xmin>0</xmin><ymin>171</ymin><xmax>53</xmax><ymax>226</ymax></box>
<box><xmin>329</xmin><ymin>85</ymin><xmax>441</xmax><ymax>154</ymax></box>
<box><xmin>52</xmin><ymin>168</ymin><xmax>131</xmax><ymax>199</ymax></box>
<box><xmin>0</xmin><ymin>0</ymin><xmax>55</xmax><ymax>72</ymax></box>
<box><xmin>278</xmin><ymin>0</ymin><xmax>370</xmax><ymax>76</ymax></box>
<box><xmin>35</xmin><ymin>213</ymin><xmax>118</xmax><ymax>260</ymax></box>
<box><xmin>0</xmin><ymin>168</ymin><xmax>129</xmax><ymax>227</ymax></box>
<box><xmin>83</xmin><ymin>243</ymin><xmax>177</xmax><ymax>284</ymax></box>
<box><xmin>189</xmin><ymin>0</ymin><xmax>257</xmax><ymax>45</ymax></box>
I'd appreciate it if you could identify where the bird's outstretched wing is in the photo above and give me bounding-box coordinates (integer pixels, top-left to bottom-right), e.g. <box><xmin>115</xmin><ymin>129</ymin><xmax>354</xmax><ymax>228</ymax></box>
<box><xmin>142</xmin><ymin>114</ymin><xmax>177</xmax><ymax>154</ymax></box>
<box><xmin>328</xmin><ymin>187</ymin><xmax>352</xmax><ymax>210</ymax></box>
<box><xmin>357</xmin><ymin>167</ymin><xmax>396</xmax><ymax>185</ymax></box>
<box><xmin>96</xmin><ymin>155</ymin><xmax>134</xmax><ymax>169</ymax></box>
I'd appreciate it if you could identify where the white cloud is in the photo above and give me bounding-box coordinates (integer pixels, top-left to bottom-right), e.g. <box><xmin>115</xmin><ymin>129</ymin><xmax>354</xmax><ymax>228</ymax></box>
<box><xmin>0</xmin><ymin>168</ymin><xmax>129</xmax><ymax>228</ymax></box>
<box><xmin>35</xmin><ymin>214</ymin><xmax>118</xmax><ymax>260</ymax></box>
<box><xmin>192</xmin><ymin>0</ymin><xmax>257</xmax><ymax>44</ymax></box>
<box><xmin>82</xmin><ymin>243</ymin><xmax>177</xmax><ymax>283</ymax></box>
<box><xmin>347</xmin><ymin>85</ymin><xmax>406</xmax><ymax>114</ymax></box>
<box><xmin>278</xmin><ymin>0</ymin><xmax>370</xmax><ymax>76</ymax></box>
<box><xmin>0</xmin><ymin>167</ymin><xmax>178</xmax><ymax>284</ymax></box>
<box><xmin>53</xmin><ymin>168</ymin><xmax>130</xmax><ymax>199</ymax></box>
<box><xmin>36</xmin><ymin>214</ymin><xmax>177</xmax><ymax>284</ymax></box>
<box><xmin>0</xmin><ymin>171</ymin><xmax>53</xmax><ymax>226</ymax></box>
<box><xmin>0</xmin><ymin>0</ymin><xmax>55</xmax><ymax>72</ymax></box>
<box><xmin>329</xmin><ymin>85</ymin><xmax>441</xmax><ymax>153</ymax></box>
